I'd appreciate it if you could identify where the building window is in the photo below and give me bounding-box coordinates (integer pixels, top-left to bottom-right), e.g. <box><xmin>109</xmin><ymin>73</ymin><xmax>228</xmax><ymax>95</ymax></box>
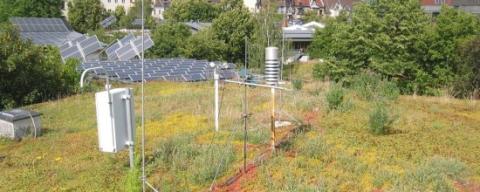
<box><xmin>434</xmin><ymin>0</ymin><xmax>446</xmax><ymax>5</ymax></box>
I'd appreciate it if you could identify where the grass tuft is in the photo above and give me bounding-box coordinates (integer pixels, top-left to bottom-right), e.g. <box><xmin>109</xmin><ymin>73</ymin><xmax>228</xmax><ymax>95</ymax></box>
<box><xmin>368</xmin><ymin>102</ymin><xmax>395</xmax><ymax>135</ymax></box>
<box><xmin>325</xmin><ymin>83</ymin><xmax>345</xmax><ymax>111</ymax></box>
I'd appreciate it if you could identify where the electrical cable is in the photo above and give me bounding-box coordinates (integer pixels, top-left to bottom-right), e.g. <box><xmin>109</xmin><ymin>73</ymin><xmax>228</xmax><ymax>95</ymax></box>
<box><xmin>28</xmin><ymin>111</ymin><xmax>37</xmax><ymax>138</ymax></box>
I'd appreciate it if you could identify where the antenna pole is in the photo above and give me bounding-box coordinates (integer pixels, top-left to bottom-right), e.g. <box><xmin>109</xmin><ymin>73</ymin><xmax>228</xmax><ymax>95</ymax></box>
<box><xmin>243</xmin><ymin>37</ymin><xmax>248</xmax><ymax>172</ymax></box>
<box><xmin>271</xmin><ymin>87</ymin><xmax>276</xmax><ymax>152</ymax></box>
<box><xmin>214</xmin><ymin>67</ymin><xmax>220</xmax><ymax>132</ymax></box>
<box><xmin>141</xmin><ymin>0</ymin><xmax>146</xmax><ymax>191</ymax></box>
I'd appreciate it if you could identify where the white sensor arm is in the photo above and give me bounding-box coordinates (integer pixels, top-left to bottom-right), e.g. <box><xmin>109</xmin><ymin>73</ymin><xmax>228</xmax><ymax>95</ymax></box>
<box><xmin>80</xmin><ymin>67</ymin><xmax>110</xmax><ymax>90</ymax></box>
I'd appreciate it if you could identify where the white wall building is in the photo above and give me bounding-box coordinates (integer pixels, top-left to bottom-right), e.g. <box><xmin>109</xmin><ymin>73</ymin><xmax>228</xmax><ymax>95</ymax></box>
<box><xmin>64</xmin><ymin>0</ymin><xmax>165</xmax><ymax>20</ymax></box>
<box><xmin>243</xmin><ymin>0</ymin><xmax>260</xmax><ymax>12</ymax></box>
<box><xmin>103</xmin><ymin>0</ymin><xmax>136</xmax><ymax>12</ymax></box>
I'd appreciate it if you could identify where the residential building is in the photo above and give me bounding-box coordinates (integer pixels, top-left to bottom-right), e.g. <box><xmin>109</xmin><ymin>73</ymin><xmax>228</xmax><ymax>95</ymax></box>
<box><xmin>102</xmin><ymin>0</ymin><xmax>136</xmax><ymax>12</ymax></box>
<box><xmin>277</xmin><ymin>0</ymin><xmax>360</xmax><ymax>21</ymax></box>
<box><xmin>63</xmin><ymin>0</ymin><xmax>167</xmax><ymax>20</ymax></box>
<box><xmin>421</xmin><ymin>0</ymin><xmax>480</xmax><ymax>15</ymax></box>
<box><xmin>152</xmin><ymin>0</ymin><xmax>170</xmax><ymax>20</ymax></box>
<box><xmin>283</xmin><ymin>21</ymin><xmax>325</xmax><ymax>51</ymax></box>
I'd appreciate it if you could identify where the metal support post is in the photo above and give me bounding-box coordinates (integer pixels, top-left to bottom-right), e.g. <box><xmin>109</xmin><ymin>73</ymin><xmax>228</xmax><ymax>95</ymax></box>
<box><xmin>214</xmin><ymin>68</ymin><xmax>220</xmax><ymax>132</ymax></box>
<box><xmin>271</xmin><ymin>88</ymin><xmax>276</xmax><ymax>152</ymax></box>
<box><xmin>123</xmin><ymin>94</ymin><xmax>134</xmax><ymax>169</ymax></box>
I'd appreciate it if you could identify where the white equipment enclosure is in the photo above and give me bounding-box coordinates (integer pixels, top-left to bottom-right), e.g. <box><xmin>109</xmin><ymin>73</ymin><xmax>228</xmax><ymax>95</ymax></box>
<box><xmin>95</xmin><ymin>88</ymin><xmax>135</xmax><ymax>153</ymax></box>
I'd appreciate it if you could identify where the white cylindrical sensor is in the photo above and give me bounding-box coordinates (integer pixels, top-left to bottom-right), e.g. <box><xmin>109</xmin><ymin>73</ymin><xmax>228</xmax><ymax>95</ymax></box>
<box><xmin>265</xmin><ymin>47</ymin><xmax>280</xmax><ymax>86</ymax></box>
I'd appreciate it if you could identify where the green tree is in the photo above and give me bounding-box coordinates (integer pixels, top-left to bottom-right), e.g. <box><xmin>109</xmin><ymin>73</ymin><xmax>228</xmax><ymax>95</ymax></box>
<box><xmin>247</xmin><ymin>3</ymin><xmax>283</xmax><ymax>69</ymax></box>
<box><xmin>424</xmin><ymin>5</ymin><xmax>480</xmax><ymax>96</ymax></box>
<box><xmin>67</xmin><ymin>0</ymin><xmax>106</xmax><ymax>33</ymax></box>
<box><xmin>182</xmin><ymin>29</ymin><xmax>227</xmax><ymax>61</ymax></box>
<box><xmin>218</xmin><ymin>0</ymin><xmax>244</xmax><ymax>11</ymax></box>
<box><xmin>164</xmin><ymin>0</ymin><xmax>219</xmax><ymax>22</ymax></box>
<box><xmin>0</xmin><ymin>23</ymin><xmax>79</xmax><ymax>109</ymax></box>
<box><xmin>113</xmin><ymin>6</ymin><xmax>127</xmax><ymax>28</ymax></box>
<box><xmin>212</xmin><ymin>7</ymin><xmax>255</xmax><ymax>63</ymax></box>
<box><xmin>302</xmin><ymin>10</ymin><xmax>324</xmax><ymax>23</ymax></box>
<box><xmin>453</xmin><ymin>36</ymin><xmax>480</xmax><ymax>97</ymax></box>
<box><xmin>0</xmin><ymin>0</ymin><xmax>64</xmax><ymax>22</ymax></box>
<box><xmin>122</xmin><ymin>0</ymin><xmax>155</xmax><ymax>28</ymax></box>
<box><xmin>310</xmin><ymin>0</ymin><xmax>440</xmax><ymax>94</ymax></box>
<box><xmin>148</xmin><ymin>22</ymin><xmax>192</xmax><ymax>58</ymax></box>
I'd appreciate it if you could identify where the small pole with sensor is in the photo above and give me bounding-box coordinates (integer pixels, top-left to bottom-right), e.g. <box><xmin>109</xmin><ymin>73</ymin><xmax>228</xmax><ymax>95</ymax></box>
<box><xmin>214</xmin><ymin>47</ymin><xmax>284</xmax><ymax>153</ymax></box>
<box><xmin>265</xmin><ymin>47</ymin><xmax>280</xmax><ymax>152</ymax></box>
<box><xmin>211</xmin><ymin>62</ymin><xmax>220</xmax><ymax>132</ymax></box>
<box><xmin>209</xmin><ymin>62</ymin><xmax>222</xmax><ymax>132</ymax></box>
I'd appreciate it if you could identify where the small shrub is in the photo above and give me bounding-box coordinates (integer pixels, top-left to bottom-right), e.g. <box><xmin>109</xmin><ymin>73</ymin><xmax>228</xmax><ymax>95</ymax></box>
<box><xmin>351</xmin><ymin>72</ymin><xmax>380</xmax><ymax>100</ymax></box>
<box><xmin>299</xmin><ymin>135</ymin><xmax>329</xmax><ymax>159</ymax></box>
<box><xmin>351</xmin><ymin>72</ymin><xmax>400</xmax><ymax>101</ymax></box>
<box><xmin>368</xmin><ymin>102</ymin><xmax>394</xmax><ymax>135</ymax></box>
<box><xmin>325</xmin><ymin>84</ymin><xmax>345</xmax><ymax>111</ymax></box>
<box><xmin>380</xmin><ymin>81</ymin><xmax>400</xmax><ymax>100</ymax></box>
<box><xmin>190</xmin><ymin>144</ymin><xmax>235</xmax><ymax>184</ymax></box>
<box><xmin>312</xmin><ymin>62</ymin><xmax>329</xmax><ymax>80</ymax></box>
<box><xmin>292</xmin><ymin>79</ymin><xmax>303</xmax><ymax>90</ymax></box>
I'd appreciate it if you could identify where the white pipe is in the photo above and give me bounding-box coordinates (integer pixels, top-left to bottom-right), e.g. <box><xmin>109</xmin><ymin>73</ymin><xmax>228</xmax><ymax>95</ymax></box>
<box><xmin>141</xmin><ymin>0</ymin><xmax>147</xmax><ymax>191</ymax></box>
<box><xmin>214</xmin><ymin>68</ymin><xmax>220</xmax><ymax>132</ymax></box>
<box><xmin>224</xmin><ymin>80</ymin><xmax>291</xmax><ymax>91</ymax></box>
<box><xmin>80</xmin><ymin>67</ymin><xmax>102</xmax><ymax>88</ymax></box>
<box><xmin>123</xmin><ymin>92</ymin><xmax>135</xmax><ymax>169</ymax></box>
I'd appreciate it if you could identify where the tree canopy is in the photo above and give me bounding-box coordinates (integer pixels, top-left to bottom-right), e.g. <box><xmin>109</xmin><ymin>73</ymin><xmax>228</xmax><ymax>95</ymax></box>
<box><xmin>164</xmin><ymin>0</ymin><xmax>220</xmax><ymax>22</ymax></box>
<box><xmin>310</xmin><ymin>0</ymin><xmax>480</xmax><ymax>96</ymax></box>
<box><xmin>67</xmin><ymin>0</ymin><xmax>106</xmax><ymax>33</ymax></box>
<box><xmin>212</xmin><ymin>6</ymin><xmax>255</xmax><ymax>63</ymax></box>
<box><xmin>0</xmin><ymin>23</ymin><xmax>79</xmax><ymax>109</ymax></box>
<box><xmin>0</xmin><ymin>0</ymin><xmax>64</xmax><ymax>22</ymax></box>
<box><xmin>182</xmin><ymin>29</ymin><xmax>227</xmax><ymax>61</ymax></box>
<box><xmin>148</xmin><ymin>22</ymin><xmax>192</xmax><ymax>58</ymax></box>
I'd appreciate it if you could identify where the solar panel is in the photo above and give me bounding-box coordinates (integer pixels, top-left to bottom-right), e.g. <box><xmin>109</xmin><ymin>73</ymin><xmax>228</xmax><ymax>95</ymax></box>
<box><xmin>60</xmin><ymin>35</ymin><xmax>103</xmax><ymax>62</ymax></box>
<box><xmin>129</xmin><ymin>74</ymin><xmax>144</xmax><ymax>82</ymax></box>
<box><xmin>10</xmin><ymin>17</ymin><xmax>87</xmax><ymax>48</ymax></box>
<box><xmin>116</xmin><ymin>44</ymin><xmax>138</xmax><ymax>61</ymax></box>
<box><xmin>106</xmin><ymin>34</ymin><xmax>136</xmax><ymax>59</ymax></box>
<box><xmin>79</xmin><ymin>59</ymin><xmax>237</xmax><ymax>83</ymax></box>
<box><xmin>131</xmin><ymin>19</ymin><xmax>144</xmax><ymax>26</ymax></box>
<box><xmin>132</xmin><ymin>34</ymin><xmax>154</xmax><ymax>52</ymax></box>
<box><xmin>184</xmin><ymin>74</ymin><xmax>206</xmax><ymax>81</ymax></box>
<box><xmin>61</xmin><ymin>45</ymin><xmax>83</xmax><ymax>61</ymax></box>
<box><xmin>70</xmin><ymin>34</ymin><xmax>87</xmax><ymax>43</ymax></box>
<box><xmin>115</xmin><ymin>34</ymin><xmax>154</xmax><ymax>61</ymax></box>
<box><xmin>10</xmin><ymin>17</ymin><xmax>70</xmax><ymax>32</ymax></box>
<box><xmin>101</xmin><ymin>16</ymin><xmax>117</xmax><ymax>28</ymax></box>
<box><xmin>79</xmin><ymin>36</ymin><xmax>102</xmax><ymax>55</ymax></box>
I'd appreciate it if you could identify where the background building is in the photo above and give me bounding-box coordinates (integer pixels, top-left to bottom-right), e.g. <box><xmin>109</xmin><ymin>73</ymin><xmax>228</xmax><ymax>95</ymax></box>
<box><xmin>63</xmin><ymin>0</ymin><xmax>167</xmax><ymax>20</ymax></box>
<box><xmin>421</xmin><ymin>0</ymin><xmax>480</xmax><ymax>16</ymax></box>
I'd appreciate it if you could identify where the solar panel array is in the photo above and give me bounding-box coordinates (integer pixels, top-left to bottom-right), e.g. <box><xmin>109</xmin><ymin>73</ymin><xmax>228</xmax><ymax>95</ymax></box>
<box><xmin>131</xmin><ymin>19</ymin><xmax>144</xmax><ymax>26</ymax></box>
<box><xmin>10</xmin><ymin>17</ymin><xmax>83</xmax><ymax>47</ymax></box>
<box><xmin>79</xmin><ymin>58</ymin><xmax>237</xmax><ymax>83</ymax></box>
<box><xmin>10</xmin><ymin>17</ymin><xmax>70</xmax><ymax>32</ymax></box>
<box><xmin>106</xmin><ymin>34</ymin><xmax>136</xmax><ymax>60</ymax></box>
<box><xmin>100</xmin><ymin>16</ymin><xmax>117</xmax><ymax>28</ymax></box>
<box><xmin>60</xmin><ymin>35</ymin><xmax>103</xmax><ymax>62</ymax></box>
<box><xmin>106</xmin><ymin>34</ymin><xmax>154</xmax><ymax>61</ymax></box>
